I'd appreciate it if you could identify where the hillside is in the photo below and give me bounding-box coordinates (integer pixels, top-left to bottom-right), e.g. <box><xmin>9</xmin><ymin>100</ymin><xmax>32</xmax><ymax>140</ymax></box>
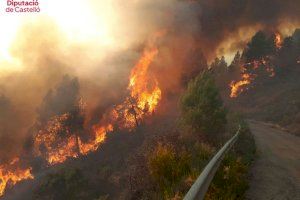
<box><xmin>213</xmin><ymin>29</ymin><xmax>300</xmax><ymax>136</ymax></box>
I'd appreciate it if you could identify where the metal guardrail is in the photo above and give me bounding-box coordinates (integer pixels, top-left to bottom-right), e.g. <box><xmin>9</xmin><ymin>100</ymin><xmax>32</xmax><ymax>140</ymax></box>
<box><xmin>183</xmin><ymin>127</ymin><xmax>241</xmax><ymax>200</ymax></box>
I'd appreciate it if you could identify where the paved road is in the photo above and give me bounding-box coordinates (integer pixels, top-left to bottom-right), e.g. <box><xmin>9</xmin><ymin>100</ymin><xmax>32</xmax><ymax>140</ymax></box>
<box><xmin>246</xmin><ymin>121</ymin><xmax>300</xmax><ymax>200</ymax></box>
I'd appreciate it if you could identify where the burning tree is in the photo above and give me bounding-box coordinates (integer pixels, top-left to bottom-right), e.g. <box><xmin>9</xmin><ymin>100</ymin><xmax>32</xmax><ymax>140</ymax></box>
<box><xmin>229</xmin><ymin>31</ymin><xmax>284</xmax><ymax>98</ymax></box>
<box><xmin>33</xmin><ymin>32</ymin><xmax>163</xmax><ymax>165</ymax></box>
<box><xmin>34</xmin><ymin>76</ymin><xmax>86</xmax><ymax>165</ymax></box>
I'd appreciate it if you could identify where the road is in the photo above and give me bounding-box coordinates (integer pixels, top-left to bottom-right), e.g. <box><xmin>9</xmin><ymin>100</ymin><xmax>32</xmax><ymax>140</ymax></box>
<box><xmin>246</xmin><ymin>121</ymin><xmax>300</xmax><ymax>200</ymax></box>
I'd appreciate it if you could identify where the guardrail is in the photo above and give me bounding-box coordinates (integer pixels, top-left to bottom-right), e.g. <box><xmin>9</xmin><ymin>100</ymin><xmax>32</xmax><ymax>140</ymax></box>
<box><xmin>183</xmin><ymin>127</ymin><xmax>241</xmax><ymax>200</ymax></box>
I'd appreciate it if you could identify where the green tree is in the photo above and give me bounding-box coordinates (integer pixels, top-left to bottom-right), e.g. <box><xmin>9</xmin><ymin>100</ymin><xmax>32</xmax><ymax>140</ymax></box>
<box><xmin>229</xmin><ymin>51</ymin><xmax>241</xmax><ymax>71</ymax></box>
<box><xmin>211</xmin><ymin>56</ymin><xmax>228</xmax><ymax>75</ymax></box>
<box><xmin>180</xmin><ymin>71</ymin><xmax>227</xmax><ymax>141</ymax></box>
<box><xmin>243</xmin><ymin>31</ymin><xmax>274</xmax><ymax>61</ymax></box>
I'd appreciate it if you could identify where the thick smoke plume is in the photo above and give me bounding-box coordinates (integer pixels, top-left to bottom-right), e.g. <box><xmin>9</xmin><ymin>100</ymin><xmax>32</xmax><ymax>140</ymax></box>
<box><xmin>196</xmin><ymin>0</ymin><xmax>300</xmax><ymax>59</ymax></box>
<box><xmin>0</xmin><ymin>0</ymin><xmax>299</xmax><ymax>195</ymax></box>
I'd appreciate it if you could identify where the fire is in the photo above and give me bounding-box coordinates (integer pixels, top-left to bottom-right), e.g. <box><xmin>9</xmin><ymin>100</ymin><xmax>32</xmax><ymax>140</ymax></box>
<box><xmin>34</xmin><ymin>32</ymin><xmax>163</xmax><ymax>164</ymax></box>
<box><xmin>230</xmin><ymin>57</ymin><xmax>277</xmax><ymax>98</ymax></box>
<box><xmin>79</xmin><ymin>32</ymin><xmax>162</xmax><ymax>153</ymax></box>
<box><xmin>230</xmin><ymin>73</ymin><xmax>251</xmax><ymax>98</ymax></box>
<box><xmin>275</xmin><ymin>33</ymin><xmax>282</xmax><ymax>49</ymax></box>
<box><xmin>105</xmin><ymin>32</ymin><xmax>163</xmax><ymax>130</ymax></box>
<box><xmin>128</xmin><ymin>32</ymin><xmax>163</xmax><ymax>113</ymax></box>
<box><xmin>34</xmin><ymin>114</ymin><xmax>80</xmax><ymax>165</ymax></box>
<box><xmin>0</xmin><ymin>159</ymin><xmax>34</xmax><ymax>197</ymax></box>
<box><xmin>129</xmin><ymin>48</ymin><xmax>161</xmax><ymax>112</ymax></box>
<box><xmin>34</xmin><ymin>113</ymin><xmax>114</xmax><ymax>162</ymax></box>
<box><xmin>79</xmin><ymin>124</ymin><xmax>113</xmax><ymax>155</ymax></box>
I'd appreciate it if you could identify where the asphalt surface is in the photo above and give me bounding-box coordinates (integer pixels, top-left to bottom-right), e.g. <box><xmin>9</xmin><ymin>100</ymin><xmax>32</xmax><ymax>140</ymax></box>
<box><xmin>246</xmin><ymin>121</ymin><xmax>300</xmax><ymax>200</ymax></box>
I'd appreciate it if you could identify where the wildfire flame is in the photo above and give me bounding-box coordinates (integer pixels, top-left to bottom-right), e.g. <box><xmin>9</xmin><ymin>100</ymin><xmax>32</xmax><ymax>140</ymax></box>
<box><xmin>275</xmin><ymin>33</ymin><xmax>283</xmax><ymax>49</ymax></box>
<box><xmin>129</xmin><ymin>48</ymin><xmax>161</xmax><ymax>113</ymax></box>
<box><xmin>230</xmin><ymin>73</ymin><xmax>251</xmax><ymax>98</ymax></box>
<box><xmin>34</xmin><ymin>114</ymin><xmax>80</xmax><ymax>165</ymax></box>
<box><xmin>79</xmin><ymin>32</ymin><xmax>162</xmax><ymax>154</ymax></box>
<box><xmin>229</xmin><ymin>56</ymin><xmax>277</xmax><ymax>98</ymax></box>
<box><xmin>0</xmin><ymin>159</ymin><xmax>33</xmax><ymax>196</ymax></box>
<box><xmin>33</xmin><ymin>31</ymin><xmax>163</xmax><ymax>165</ymax></box>
<box><xmin>78</xmin><ymin>124</ymin><xmax>113</xmax><ymax>155</ymax></box>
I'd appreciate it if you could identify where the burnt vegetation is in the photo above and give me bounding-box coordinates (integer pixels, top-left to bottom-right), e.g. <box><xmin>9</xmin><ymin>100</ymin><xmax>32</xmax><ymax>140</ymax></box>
<box><xmin>1</xmin><ymin>0</ymin><xmax>300</xmax><ymax>198</ymax></box>
<box><xmin>213</xmin><ymin>29</ymin><xmax>300</xmax><ymax>136</ymax></box>
<box><xmin>2</xmin><ymin>27</ymin><xmax>299</xmax><ymax>200</ymax></box>
<box><xmin>4</xmin><ymin>28</ymin><xmax>300</xmax><ymax>199</ymax></box>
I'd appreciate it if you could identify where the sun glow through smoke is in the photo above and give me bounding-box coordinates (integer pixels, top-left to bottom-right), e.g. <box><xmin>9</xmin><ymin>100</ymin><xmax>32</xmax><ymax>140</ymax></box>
<box><xmin>0</xmin><ymin>0</ymin><xmax>117</xmax><ymax>71</ymax></box>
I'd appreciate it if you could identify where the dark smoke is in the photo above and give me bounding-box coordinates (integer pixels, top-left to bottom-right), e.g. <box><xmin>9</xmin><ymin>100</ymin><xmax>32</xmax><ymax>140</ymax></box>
<box><xmin>194</xmin><ymin>0</ymin><xmax>300</xmax><ymax>58</ymax></box>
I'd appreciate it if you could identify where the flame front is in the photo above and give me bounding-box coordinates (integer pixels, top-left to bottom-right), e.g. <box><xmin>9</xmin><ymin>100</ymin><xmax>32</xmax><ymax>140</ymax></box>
<box><xmin>229</xmin><ymin>56</ymin><xmax>277</xmax><ymax>98</ymax></box>
<box><xmin>230</xmin><ymin>73</ymin><xmax>252</xmax><ymax>98</ymax></box>
<box><xmin>78</xmin><ymin>33</ymin><xmax>162</xmax><ymax>153</ymax></box>
<box><xmin>129</xmin><ymin>48</ymin><xmax>161</xmax><ymax>113</ymax></box>
<box><xmin>0</xmin><ymin>159</ymin><xmax>34</xmax><ymax>196</ymax></box>
<box><xmin>33</xmin><ymin>32</ymin><xmax>163</xmax><ymax>164</ymax></box>
<box><xmin>34</xmin><ymin>114</ymin><xmax>80</xmax><ymax>165</ymax></box>
<box><xmin>79</xmin><ymin>124</ymin><xmax>113</xmax><ymax>155</ymax></box>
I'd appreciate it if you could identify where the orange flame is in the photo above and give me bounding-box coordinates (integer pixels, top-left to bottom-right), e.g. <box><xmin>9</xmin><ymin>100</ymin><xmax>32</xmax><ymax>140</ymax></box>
<box><xmin>129</xmin><ymin>48</ymin><xmax>161</xmax><ymax>112</ymax></box>
<box><xmin>79</xmin><ymin>124</ymin><xmax>113</xmax><ymax>155</ymax></box>
<box><xmin>1</xmin><ymin>31</ymin><xmax>163</xmax><ymax>197</ymax></box>
<box><xmin>230</xmin><ymin>73</ymin><xmax>251</xmax><ymax>98</ymax></box>
<box><xmin>80</xmin><ymin>32</ymin><xmax>162</xmax><ymax>153</ymax></box>
<box><xmin>275</xmin><ymin>33</ymin><xmax>282</xmax><ymax>49</ymax></box>
<box><xmin>34</xmin><ymin>31</ymin><xmax>163</xmax><ymax>165</ymax></box>
<box><xmin>0</xmin><ymin>159</ymin><xmax>34</xmax><ymax>196</ymax></box>
<box><xmin>81</xmin><ymin>32</ymin><xmax>163</xmax><ymax>153</ymax></box>
<box><xmin>229</xmin><ymin>57</ymin><xmax>277</xmax><ymax>98</ymax></box>
<box><xmin>34</xmin><ymin>114</ymin><xmax>80</xmax><ymax>165</ymax></box>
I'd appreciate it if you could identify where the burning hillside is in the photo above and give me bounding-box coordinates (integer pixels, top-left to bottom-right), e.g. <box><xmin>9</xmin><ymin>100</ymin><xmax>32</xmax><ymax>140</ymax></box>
<box><xmin>33</xmin><ymin>32</ymin><xmax>163</xmax><ymax>165</ymax></box>
<box><xmin>229</xmin><ymin>32</ymin><xmax>283</xmax><ymax>98</ymax></box>
<box><xmin>211</xmin><ymin>29</ymin><xmax>300</xmax><ymax>137</ymax></box>
<box><xmin>0</xmin><ymin>159</ymin><xmax>33</xmax><ymax>196</ymax></box>
<box><xmin>0</xmin><ymin>0</ymin><xmax>300</xmax><ymax>198</ymax></box>
<box><xmin>0</xmin><ymin>31</ymin><xmax>163</xmax><ymax>196</ymax></box>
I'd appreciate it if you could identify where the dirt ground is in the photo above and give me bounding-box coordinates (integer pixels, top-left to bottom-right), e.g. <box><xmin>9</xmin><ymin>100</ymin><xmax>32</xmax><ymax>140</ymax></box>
<box><xmin>246</xmin><ymin>121</ymin><xmax>300</xmax><ymax>200</ymax></box>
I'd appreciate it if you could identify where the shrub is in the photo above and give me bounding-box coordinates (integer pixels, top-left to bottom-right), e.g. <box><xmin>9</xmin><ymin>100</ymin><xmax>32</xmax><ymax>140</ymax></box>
<box><xmin>148</xmin><ymin>143</ymin><xmax>191</xmax><ymax>197</ymax></box>
<box><xmin>205</xmin><ymin>154</ymin><xmax>248</xmax><ymax>200</ymax></box>
<box><xmin>205</xmin><ymin>117</ymin><xmax>256</xmax><ymax>200</ymax></box>
<box><xmin>191</xmin><ymin>142</ymin><xmax>215</xmax><ymax>171</ymax></box>
<box><xmin>35</xmin><ymin>168</ymin><xmax>94</xmax><ymax>200</ymax></box>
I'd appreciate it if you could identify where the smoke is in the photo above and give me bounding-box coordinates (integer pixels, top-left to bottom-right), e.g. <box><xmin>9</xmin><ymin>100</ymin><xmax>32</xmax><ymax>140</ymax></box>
<box><xmin>36</xmin><ymin>75</ymin><xmax>80</xmax><ymax>125</ymax></box>
<box><xmin>0</xmin><ymin>0</ymin><xmax>299</xmax><ymax>168</ymax></box>
<box><xmin>0</xmin><ymin>94</ymin><xmax>28</xmax><ymax>164</ymax></box>
<box><xmin>196</xmin><ymin>0</ymin><xmax>300</xmax><ymax>60</ymax></box>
